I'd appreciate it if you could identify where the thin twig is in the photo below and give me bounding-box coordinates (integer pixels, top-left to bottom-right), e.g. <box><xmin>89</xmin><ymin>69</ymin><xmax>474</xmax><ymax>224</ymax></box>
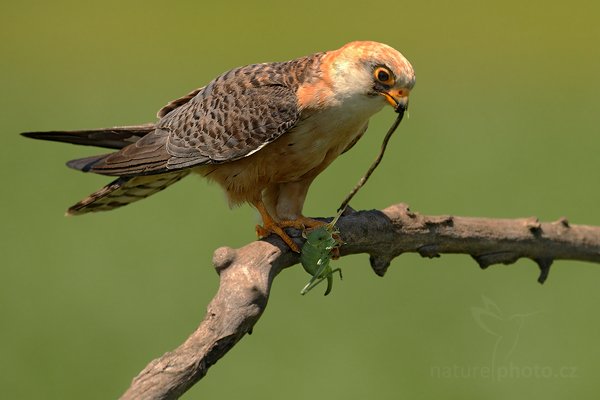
<box><xmin>338</xmin><ymin>109</ymin><xmax>405</xmax><ymax>212</ymax></box>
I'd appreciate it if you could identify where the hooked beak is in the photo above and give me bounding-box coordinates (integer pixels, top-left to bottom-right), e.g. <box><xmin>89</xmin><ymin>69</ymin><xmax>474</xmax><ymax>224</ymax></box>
<box><xmin>380</xmin><ymin>88</ymin><xmax>410</xmax><ymax>113</ymax></box>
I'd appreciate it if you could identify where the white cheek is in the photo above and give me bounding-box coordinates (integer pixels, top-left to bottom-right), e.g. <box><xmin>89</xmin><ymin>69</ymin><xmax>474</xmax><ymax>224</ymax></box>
<box><xmin>330</xmin><ymin>62</ymin><xmax>372</xmax><ymax>101</ymax></box>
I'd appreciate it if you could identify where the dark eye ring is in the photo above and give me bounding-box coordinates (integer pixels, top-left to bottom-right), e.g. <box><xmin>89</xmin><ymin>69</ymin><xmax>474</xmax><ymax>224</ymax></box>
<box><xmin>374</xmin><ymin>67</ymin><xmax>394</xmax><ymax>85</ymax></box>
<box><xmin>377</xmin><ymin>70</ymin><xmax>389</xmax><ymax>82</ymax></box>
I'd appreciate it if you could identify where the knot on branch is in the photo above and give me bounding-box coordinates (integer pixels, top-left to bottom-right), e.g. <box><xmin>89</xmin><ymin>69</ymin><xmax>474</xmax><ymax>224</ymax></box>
<box><xmin>534</xmin><ymin>257</ymin><xmax>553</xmax><ymax>284</ymax></box>
<box><xmin>524</xmin><ymin>217</ymin><xmax>542</xmax><ymax>236</ymax></box>
<box><xmin>472</xmin><ymin>252</ymin><xmax>521</xmax><ymax>269</ymax></box>
<box><xmin>424</xmin><ymin>215</ymin><xmax>454</xmax><ymax>227</ymax></box>
<box><xmin>369</xmin><ymin>254</ymin><xmax>394</xmax><ymax>276</ymax></box>
<box><xmin>383</xmin><ymin>203</ymin><xmax>454</xmax><ymax>232</ymax></box>
<box><xmin>382</xmin><ymin>202</ymin><xmax>415</xmax><ymax>221</ymax></box>
<box><xmin>212</xmin><ymin>246</ymin><xmax>237</xmax><ymax>274</ymax></box>
<box><xmin>417</xmin><ymin>245</ymin><xmax>441</xmax><ymax>258</ymax></box>
<box><xmin>553</xmin><ymin>217</ymin><xmax>570</xmax><ymax>229</ymax></box>
<box><xmin>472</xmin><ymin>252</ymin><xmax>554</xmax><ymax>284</ymax></box>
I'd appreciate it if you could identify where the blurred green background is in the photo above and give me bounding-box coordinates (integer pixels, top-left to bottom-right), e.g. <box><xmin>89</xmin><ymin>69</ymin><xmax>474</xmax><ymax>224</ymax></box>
<box><xmin>2</xmin><ymin>0</ymin><xmax>599</xmax><ymax>398</ymax></box>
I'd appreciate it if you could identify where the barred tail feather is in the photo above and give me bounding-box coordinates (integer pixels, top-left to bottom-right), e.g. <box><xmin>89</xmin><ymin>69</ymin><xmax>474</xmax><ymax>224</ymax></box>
<box><xmin>67</xmin><ymin>171</ymin><xmax>190</xmax><ymax>215</ymax></box>
<box><xmin>66</xmin><ymin>154</ymin><xmax>111</xmax><ymax>172</ymax></box>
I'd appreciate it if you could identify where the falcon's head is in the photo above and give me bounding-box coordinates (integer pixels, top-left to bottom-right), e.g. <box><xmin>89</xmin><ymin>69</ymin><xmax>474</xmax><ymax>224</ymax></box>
<box><xmin>324</xmin><ymin>41</ymin><xmax>415</xmax><ymax>113</ymax></box>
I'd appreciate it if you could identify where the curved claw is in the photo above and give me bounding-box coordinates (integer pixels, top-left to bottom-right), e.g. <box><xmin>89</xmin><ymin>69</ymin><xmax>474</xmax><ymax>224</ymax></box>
<box><xmin>255</xmin><ymin>222</ymin><xmax>301</xmax><ymax>253</ymax></box>
<box><xmin>253</xmin><ymin>200</ymin><xmax>301</xmax><ymax>253</ymax></box>
<box><xmin>278</xmin><ymin>216</ymin><xmax>327</xmax><ymax>231</ymax></box>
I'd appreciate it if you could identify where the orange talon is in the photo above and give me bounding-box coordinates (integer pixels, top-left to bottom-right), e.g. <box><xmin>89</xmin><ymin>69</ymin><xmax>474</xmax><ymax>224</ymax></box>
<box><xmin>278</xmin><ymin>216</ymin><xmax>327</xmax><ymax>231</ymax></box>
<box><xmin>255</xmin><ymin>224</ymin><xmax>270</xmax><ymax>239</ymax></box>
<box><xmin>253</xmin><ymin>200</ymin><xmax>301</xmax><ymax>253</ymax></box>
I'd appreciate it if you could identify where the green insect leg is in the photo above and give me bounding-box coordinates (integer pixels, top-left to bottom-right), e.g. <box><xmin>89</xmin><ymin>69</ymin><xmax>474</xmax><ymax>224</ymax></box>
<box><xmin>300</xmin><ymin>260</ymin><xmax>330</xmax><ymax>295</ymax></box>
<box><xmin>323</xmin><ymin>268</ymin><xmax>343</xmax><ymax>296</ymax></box>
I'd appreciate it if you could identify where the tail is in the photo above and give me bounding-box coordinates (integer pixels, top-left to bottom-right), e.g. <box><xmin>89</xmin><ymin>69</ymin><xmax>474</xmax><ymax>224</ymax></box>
<box><xmin>67</xmin><ymin>171</ymin><xmax>190</xmax><ymax>215</ymax></box>
<box><xmin>22</xmin><ymin>123</ymin><xmax>188</xmax><ymax>215</ymax></box>
<box><xmin>21</xmin><ymin>124</ymin><xmax>155</xmax><ymax>150</ymax></box>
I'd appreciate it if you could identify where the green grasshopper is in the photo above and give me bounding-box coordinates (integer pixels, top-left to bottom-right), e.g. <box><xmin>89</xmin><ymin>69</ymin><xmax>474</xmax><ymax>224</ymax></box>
<box><xmin>300</xmin><ymin>211</ymin><xmax>344</xmax><ymax>296</ymax></box>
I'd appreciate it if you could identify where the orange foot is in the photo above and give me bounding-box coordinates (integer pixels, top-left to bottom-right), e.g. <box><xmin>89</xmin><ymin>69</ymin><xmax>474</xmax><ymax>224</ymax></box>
<box><xmin>253</xmin><ymin>201</ymin><xmax>326</xmax><ymax>253</ymax></box>
<box><xmin>278</xmin><ymin>216</ymin><xmax>327</xmax><ymax>230</ymax></box>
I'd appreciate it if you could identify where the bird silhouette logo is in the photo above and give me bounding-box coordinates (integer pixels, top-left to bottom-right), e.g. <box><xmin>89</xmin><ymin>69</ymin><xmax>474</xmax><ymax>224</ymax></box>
<box><xmin>471</xmin><ymin>296</ymin><xmax>540</xmax><ymax>368</ymax></box>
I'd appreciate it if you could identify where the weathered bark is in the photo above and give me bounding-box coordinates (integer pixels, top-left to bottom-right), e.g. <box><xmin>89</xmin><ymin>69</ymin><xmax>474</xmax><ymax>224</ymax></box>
<box><xmin>120</xmin><ymin>203</ymin><xmax>600</xmax><ymax>399</ymax></box>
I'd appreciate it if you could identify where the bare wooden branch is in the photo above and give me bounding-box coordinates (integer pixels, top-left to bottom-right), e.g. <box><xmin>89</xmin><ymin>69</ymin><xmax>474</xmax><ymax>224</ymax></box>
<box><xmin>120</xmin><ymin>203</ymin><xmax>600</xmax><ymax>400</ymax></box>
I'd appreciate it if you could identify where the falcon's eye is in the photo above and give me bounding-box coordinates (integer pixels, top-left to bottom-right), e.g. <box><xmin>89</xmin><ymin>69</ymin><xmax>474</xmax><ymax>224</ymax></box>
<box><xmin>374</xmin><ymin>67</ymin><xmax>395</xmax><ymax>86</ymax></box>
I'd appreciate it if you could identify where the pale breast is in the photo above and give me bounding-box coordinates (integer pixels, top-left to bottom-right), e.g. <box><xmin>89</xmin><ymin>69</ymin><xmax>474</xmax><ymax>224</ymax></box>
<box><xmin>267</xmin><ymin>116</ymin><xmax>368</xmax><ymax>178</ymax></box>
